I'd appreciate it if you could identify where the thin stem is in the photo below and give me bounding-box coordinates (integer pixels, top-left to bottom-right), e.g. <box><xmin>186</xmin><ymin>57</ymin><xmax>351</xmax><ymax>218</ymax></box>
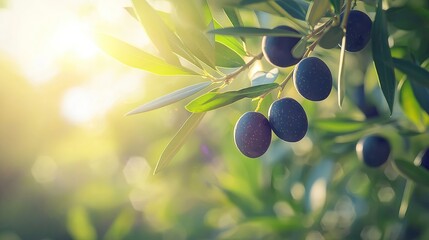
<box><xmin>278</xmin><ymin>70</ymin><xmax>294</xmax><ymax>97</ymax></box>
<box><xmin>213</xmin><ymin>52</ymin><xmax>264</xmax><ymax>84</ymax></box>
<box><xmin>341</xmin><ymin>0</ymin><xmax>353</xmax><ymax>30</ymax></box>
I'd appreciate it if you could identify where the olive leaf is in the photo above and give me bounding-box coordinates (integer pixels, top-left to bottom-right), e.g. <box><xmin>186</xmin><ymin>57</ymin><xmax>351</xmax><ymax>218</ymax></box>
<box><xmin>186</xmin><ymin>83</ymin><xmax>279</xmax><ymax>112</ymax></box>
<box><xmin>393</xmin><ymin>159</ymin><xmax>429</xmax><ymax>187</ymax></box>
<box><xmin>372</xmin><ymin>0</ymin><xmax>396</xmax><ymax>114</ymax></box>
<box><xmin>154</xmin><ymin>112</ymin><xmax>206</xmax><ymax>174</ymax></box>
<box><xmin>208</xmin><ymin>27</ymin><xmax>303</xmax><ymax>37</ymax></box>
<box><xmin>306</xmin><ymin>0</ymin><xmax>331</xmax><ymax>28</ymax></box>
<box><xmin>392</xmin><ymin>58</ymin><xmax>429</xmax><ymax>88</ymax></box>
<box><xmin>95</xmin><ymin>34</ymin><xmax>197</xmax><ymax>76</ymax></box>
<box><xmin>126</xmin><ymin>81</ymin><xmax>212</xmax><ymax>115</ymax></box>
<box><xmin>131</xmin><ymin>0</ymin><xmax>180</xmax><ymax>65</ymax></box>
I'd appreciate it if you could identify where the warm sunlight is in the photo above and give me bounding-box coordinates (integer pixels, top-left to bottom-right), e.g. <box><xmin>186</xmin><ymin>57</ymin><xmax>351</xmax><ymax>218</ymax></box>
<box><xmin>49</xmin><ymin>18</ymin><xmax>98</xmax><ymax>61</ymax></box>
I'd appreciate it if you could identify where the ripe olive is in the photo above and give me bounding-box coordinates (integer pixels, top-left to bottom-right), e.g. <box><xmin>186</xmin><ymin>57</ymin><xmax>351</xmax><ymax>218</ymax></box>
<box><xmin>344</xmin><ymin>10</ymin><xmax>372</xmax><ymax>52</ymax></box>
<box><xmin>356</xmin><ymin>135</ymin><xmax>391</xmax><ymax>167</ymax></box>
<box><xmin>234</xmin><ymin>112</ymin><xmax>272</xmax><ymax>158</ymax></box>
<box><xmin>262</xmin><ymin>26</ymin><xmax>302</xmax><ymax>67</ymax></box>
<box><xmin>293</xmin><ymin>57</ymin><xmax>332</xmax><ymax>101</ymax></box>
<box><xmin>268</xmin><ymin>98</ymin><xmax>308</xmax><ymax>142</ymax></box>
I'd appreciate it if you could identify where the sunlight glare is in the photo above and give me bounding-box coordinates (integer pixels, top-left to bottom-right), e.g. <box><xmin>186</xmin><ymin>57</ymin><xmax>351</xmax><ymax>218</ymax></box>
<box><xmin>50</xmin><ymin>18</ymin><xmax>98</xmax><ymax>60</ymax></box>
<box><xmin>61</xmin><ymin>70</ymin><xmax>144</xmax><ymax>124</ymax></box>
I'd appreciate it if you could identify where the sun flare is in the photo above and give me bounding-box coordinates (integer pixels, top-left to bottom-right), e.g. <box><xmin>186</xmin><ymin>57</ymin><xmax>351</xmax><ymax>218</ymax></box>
<box><xmin>49</xmin><ymin>18</ymin><xmax>98</xmax><ymax>60</ymax></box>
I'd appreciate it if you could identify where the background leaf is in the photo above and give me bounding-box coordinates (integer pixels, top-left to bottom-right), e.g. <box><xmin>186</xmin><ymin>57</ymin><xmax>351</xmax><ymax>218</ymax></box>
<box><xmin>215</xmin><ymin>42</ymin><xmax>245</xmax><ymax>68</ymax></box>
<box><xmin>372</xmin><ymin>0</ymin><xmax>396</xmax><ymax>114</ymax></box>
<box><xmin>239</xmin><ymin>0</ymin><xmax>309</xmax><ymax>21</ymax></box>
<box><xmin>186</xmin><ymin>83</ymin><xmax>279</xmax><ymax>112</ymax></box>
<box><xmin>392</xmin><ymin>58</ymin><xmax>429</xmax><ymax>88</ymax></box>
<box><xmin>386</xmin><ymin>7</ymin><xmax>422</xmax><ymax>30</ymax></box>
<box><xmin>399</xmin><ymin>80</ymin><xmax>428</xmax><ymax>131</ymax></box>
<box><xmin>208</xmin><ymin>27</ymin><xmax>303</xmax><ymax>37</ymax></box>
<box><xmin>131</xmin><ymin>0</ymin><xmax>180</xmax><ymax>65</ymax></box>
<box><xmin>154</xmin><ymin>113</ymin><xmax>206</xmax><ymax>174</ymax></box>
<box><xmin>313</xmin><ymin>118</ymin><xmax>368</xmax><ymax>134</ymax></box>
<box><xmin>95</xmin><ymin>34</ymin><xmax>197</xmax><ymax>75</ymax></box>
<box><xmin>126</xmin><ymin>81</ymin><xmax>212</xmax><ymax>115</ymax></box>
<box><xmin>393</xmin><ymin>159</ymin><xmax>429</xmax><ymax>187</ymax></box>
<box><xmin>330</xmin><ymin>0</ymin><xmax>341</xmax><ymax>14</ymax></box>
<box><xmin>306</xmin><ymin>0</ymin><xmax>331</xmax><ymax>28</ymax></box>
<box><xmin>410</xmin><ymin>81</ymin><xmax>429</xmax><ymax>115</ymax></box>
<box><xmin>214</xmin><ymin>21</ymin><xmax>246</xmax><ymax>56</ymax></box>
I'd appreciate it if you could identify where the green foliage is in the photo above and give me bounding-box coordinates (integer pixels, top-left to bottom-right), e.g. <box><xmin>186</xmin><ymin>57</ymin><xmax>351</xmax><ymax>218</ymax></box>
<box><xmin>394</xmin><ymin>159</ymin><xmax>429</xmax><ymax>187</ymax></box>
<box><xmin>372</xmin><ymin>0</ymin><xmax>396</xmax><ymax>114</ymax></box>
<box><xmin>186</xmin><ymin>83</ymin><xmax>278</xmax><ymax>113</ymax></box>
<box><xmin>88</xmin><ymin>0</ymin><xmax>429</xmax><ymax>238</ymax></box>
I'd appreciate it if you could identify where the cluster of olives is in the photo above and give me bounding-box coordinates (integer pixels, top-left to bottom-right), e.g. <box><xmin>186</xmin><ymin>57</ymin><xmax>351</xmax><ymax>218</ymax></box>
<box><xmin>233</xmin><ymin>10</ymin><xmax>373</xmax><ymax>158</ymax></box>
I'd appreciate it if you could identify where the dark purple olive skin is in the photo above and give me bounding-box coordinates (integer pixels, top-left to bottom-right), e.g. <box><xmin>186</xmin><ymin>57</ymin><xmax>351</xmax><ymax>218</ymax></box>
<box><xmin>356</xmin><ymin>135</ymin><xmax>391</xmax><ymax>167</ymax></box>
<box><xmin>345</xmin><ymin>10</ymin><xmax>372</xmax><ymax>52</ymax></box>
<box><xmin>416</xmin><ymin>148</ymin><xmax>429</xmax><ymax>170</ymax></box>
<box><xmin>293</xmin><ymin>57</ymin><xmax>332</xmax><ymax>101</ymax></box>
<box><xmin>234</xmin><ymin>112</ymin><xmax>272</xmax><ymax>158</ymax></box>
<box><xmin>268</xmin><ymin>98</ymin><xmax>308</xmax><ymax>142</ymax></box>
<box><xmin>262</xmin><ymin>26</ymin><xmax>301</xmax><ymax>68</ymax></box>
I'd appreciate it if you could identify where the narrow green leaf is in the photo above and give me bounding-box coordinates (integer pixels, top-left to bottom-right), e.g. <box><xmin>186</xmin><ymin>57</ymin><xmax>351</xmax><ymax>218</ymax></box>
<box><xmin>223</xmin><ymin>7</ymin><xmax>247</xmax><ymax>44</ymax></box>
<box><xmin>318</xmin><ymin>26</ymin><xmax>343</xmax><ymax>49</ymax></box>
<box><xmin>292</xmin><ymin>37</ymin><xmax>307</xmax><ymax>59</ymax></box>
<box><xmin>131</xmin><ymin>0</ymin><xmax>180</xmax><ymax>65</ymax></box>
<box><xmin>399</xmin><ymin>80</ymin><xmax>427</xmax><ymax>130</ymax></box>
<box><xmin>338</xmin><ymin>34</ymin><xmax>346</xmax><ymax>107</ymax></box>
<box><xmin>275</xmin><ymin>0</ymin><xmax>309</xmax><ymax>21</ymax></box>
<box><xmin>126</xmin><ymin>82</ymin><xmax>211</xmax><ymax>115</ymax></box>
<box><xmin>186</xmin><ymin>83</ymin><xmax>279</xmax><ymax>112</ymax></box>
<box><xmin>392</xmin><ymin>58</ymin><xmax>429</xmax><ymax>88</ymax></box>
<box><xmin>224</xmin><ymin>7</ymin><xmax>243</xmax><ymax>27</ymax></box>
<box><xmin>173</xmin><ymin>1</ymin><xmax>216</xmax><ymax>68</ymax></box>
<box><xmin>393</xmin><ymin>159</ymin><xmax>429</xmax><ymax>187</ymax></box>
<box><xmin>314</xmin><ymin>118</ymin><xmax>367</xmax><ymax>133</ymax></box>
<box><xmin>95</xmin><ymin>34</ymin><xmax>197</xmax><ymax>76</ymax></box>
<box><xmin>214</xmin><ymin>21</ymin><xmax>246</xmax><ymax>56</ymax></box>
<box><xmin>386</xmin><ymin>7</ymin><xmax>422</xmax><ymax>30</ymax></box>
<box><xmin>228</xmin><ymin>0</ymin><xmax>308</xmax><ymax>31</ymax></box>
<box><xmin>372</xmin><ymin>0</ymin><xmax>396</xmax><ymax>114</ymax></box>
<box><xmin>251</xmin><ymin>68</ymin><xmax>279</xmax><ymax>86</ymax></box>
<box><xmin>410</xmin><ymin>81</ymin><xmax>429</xmax><ymax>115</ymax></box>
<box><xmin>215</xmin><ymin>42</ymin><xmax>245</xmax><ymax>68</ymax></box>
<box><xmin>330</xmin><ymin>0</ymin><xmax>341</xmax><ymax>14</ymax></box>
<box><xmin>208</xmin><ymin>27</ymin><xmax>303</xmax><ymax>37</ymax></box>
<box><xmin>306</xmin><ymin>0</ymin><xmax>331</xmax><ymax>28</ymax></box>
<box><xmin>125</xmin><ymin>6</ymin><xmax>203</xmax><ymax>69</ymax></box>
<box><xmin>240</xmin><ymin>216</ymin><xmax>308</xmax><ymax>231</ymax></box>
<box><xmin>154</xmin><ymin>113</ymin><xmax>206</xmax><ymax>174</ymax></box>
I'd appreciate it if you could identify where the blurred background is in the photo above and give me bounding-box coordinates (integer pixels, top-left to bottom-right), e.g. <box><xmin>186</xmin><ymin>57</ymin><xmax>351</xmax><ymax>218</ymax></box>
<box><xmin>1</xmin><ymin>0</ymin><xmax>429</xmax><ymax>239</ymax></box>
